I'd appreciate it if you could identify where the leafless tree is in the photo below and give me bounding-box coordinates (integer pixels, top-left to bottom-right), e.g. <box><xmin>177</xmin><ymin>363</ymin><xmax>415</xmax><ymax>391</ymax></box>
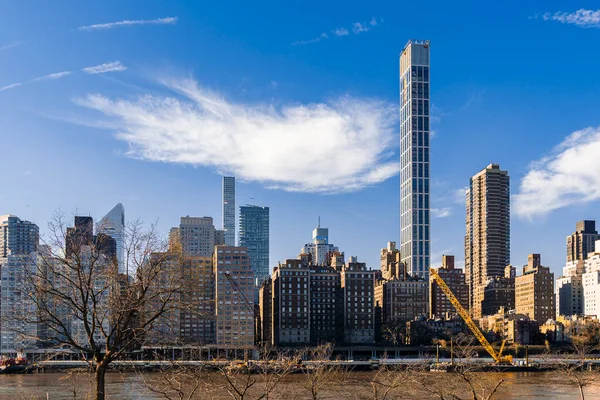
<box><xmin>142</xmin><ymin>364</ymin><xmax>214</xmax><ymax>400</ymax></box>
<box><xmin>546</xmin><ymin>320</ymin><xmax>600</xmax><ymax>400</ymax></box>
<box><xmin>253</xmin><ymin>351</ymin><xmax>298</xmax><ymax>400</ymax></box>
<box><xmin>23</xmin><ymin>213</ymin><xmax>184</xmax><ymax>400</ymax></box>
<box><xmin>299</xmin><ymin>343</ymin><xmax>346</xmax><ymax>400</ymax></box>
<box><xmin>217</xmin><ymin>363</ymin><xmax>258</xmax><ymax>400</ymax></box>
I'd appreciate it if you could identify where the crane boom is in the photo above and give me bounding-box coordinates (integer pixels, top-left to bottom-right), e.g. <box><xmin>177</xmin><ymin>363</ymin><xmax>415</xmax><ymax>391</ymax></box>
<box><xmin>429</xmin><ymin>268</ymin><xmax>512</xmax><ymax>365</ymax></box>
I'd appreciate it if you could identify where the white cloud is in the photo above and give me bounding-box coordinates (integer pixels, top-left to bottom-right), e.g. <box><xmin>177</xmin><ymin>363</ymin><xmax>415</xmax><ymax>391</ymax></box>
<box><xmin>431</xmin><ymin>208</ymin><xmax>452</xmax><ymax>218</ymax></box>
<box><xmin>294</xmin><ymin>18</ymin><xmax>381</xmax><ymax>45</ymax></box>
<box><xmin>352</xmin><ymin>22</ymin><xmax>370</xmax><ymax>33</ymax></box>
<box><xmin>78</xmin><ymin>16</ymin><xmax>177</xmax><ymax>31</ymax></box>
<box><xmin>333</xmin><ymin>28</ymin><xmax>349</xmax><ymax>36</ymax></box>
<box><xmin>0</xmin><ymin>70</ymin><xmax>71</xmax><ymax>92</ymax></box>
<box><xmin>542</xmin><ymin>9</ymin><xmax>600</xmax><ymax>28</ymax></box>
<box><xmin>31</xmin><ymin>71</ymin><xmax>71</xmax><ymax>81</ymax></box>
<box><xmin>74</xmin><ymin>77</ymin><xmax>399</xmax><ymax>193</ymax></box>
<box><xmin>514</xmin><ymin>126</ymin><xmax>600</xmax><ymax>218</ymax></box>
<box><xmin>293</xmin><ymin>32</ymin><xmax>328</xmax><ymax>45</ymax></box>
<box><xmin>0</xmin><ymin>41</ymin><xmax>22</xmax><ymax>51</ymax></box>
<box><xmin>83</xmin><ymin>61</ymin><xmax>127</xmax><ymax>74</ymax></box>
<box><xmin>452</xmin><ymin>186</ymin><xmax>469</xmax><ymax>205</ymax></box>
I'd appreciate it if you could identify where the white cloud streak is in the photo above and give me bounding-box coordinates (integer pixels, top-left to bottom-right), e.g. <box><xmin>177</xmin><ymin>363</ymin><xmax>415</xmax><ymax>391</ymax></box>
<box><xmin>293</xmin><ymin>17</ymin><xmax>381</xmax><ymax>45</ymax></box>
<box><xmin>0</xmin><ymin>41</ymin><xmax>22</xmax><ymax>51</ymax></box>
<box><xmin>333</xmin><ymin>28</ymin><xmax>349</xmax><ymax>36</ymax></box>
<box><xmin>74</xmin><ymin>77</ymin><xmax>399</xmax><ymax>193</ymax></box>
<box><xmin>514</xmin><ymin>127</ymin><xmax>600</xmax><ymax>218</ymax></box>
<box><xmin>542</xmin><ymin>9</ymin><xmax>600</xmax><ymax>28</ymax></box>
<box><xmin>431</xmin><ymin>208</ymin><xmax>452</xmax><ymax>218</ymax></box>
<box><xmin>0</xmin><ymin>70</ymin><xmax>71</xmax><ymax>92</ymax></box>
<box><xmin>292</xmin><ymin>32</ymin><xmax>328</xmax><ymax>45</ymax></box>
<box><xmin>78</xmin><ymin>16</ymin><xmax>177</xmax><ymax>31</ymax></box>
<box><xmin>82</xmin><ymin>61</ymin><xmax>127</xmax><ymax>74</ymax></box>
<box><xmin>352</xmin><ymin>22</ymin><xmax>370</xmax><ymax>33</ymax></box>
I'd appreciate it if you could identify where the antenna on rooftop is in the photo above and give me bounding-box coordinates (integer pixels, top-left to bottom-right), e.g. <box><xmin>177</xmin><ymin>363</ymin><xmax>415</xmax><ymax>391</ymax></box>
<box><xmin>318</xmin><ymin>216</ymin><xmax>320</xmax><ymax>228</ymax></box>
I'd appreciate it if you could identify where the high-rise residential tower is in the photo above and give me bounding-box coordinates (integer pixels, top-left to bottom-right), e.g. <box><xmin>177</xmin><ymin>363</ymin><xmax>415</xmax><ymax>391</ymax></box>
<box><xmin>239</xmin><ymin>205</ymin><xmax>270</xmax><ymax>284</ymax></box>
<box><xmin>301</xmin><ymin>223</ymin><xmax>339</xmax><ymax>266</ymax></box>
<box><xmin>465</xmin><ymin>164</ymin><xmax>510</xmax><ymax>317</ymax></box>
<box><xmin>0</xmin><ymin>214</ymin><xmax>39</xmax><ymax>257</ymax></box>
<box><xmin>567</xmin><ymin>220</ymin><xmax>600</xmax><ymax>263</ymax></box>
<box><xmin>0</xmin><ymin>214</ymin><xmax>39</xmax><ymax>355</ymax></box>
<box><xmin>399</xmin><ymin>39</ymin><xmax>431</xmax><ymax>279</ymax></box>
<box><xmin>173</xmin><ymin>216</ymin><xmax>217</xmax><ymax>258</ymax></box>
<box><xmin>223</xmin><ymin>177</ymin><xmax>236</xmax><ymax>246</ymax></box>
<box><xmin>97</xmin><ymin>203</ymin><xmax>125</xmax><ymax>273</ymax></box>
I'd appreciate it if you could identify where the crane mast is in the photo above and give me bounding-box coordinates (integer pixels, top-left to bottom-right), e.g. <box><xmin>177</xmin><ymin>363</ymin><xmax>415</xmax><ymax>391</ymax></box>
<box><xmin>429</xmin><ymin>268</ymin><xmax>512</xmax><ymax>365</ymax></box>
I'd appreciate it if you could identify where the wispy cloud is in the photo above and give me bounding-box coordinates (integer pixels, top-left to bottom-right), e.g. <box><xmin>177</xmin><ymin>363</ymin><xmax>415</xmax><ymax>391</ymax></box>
<box><xmin>292</xmin><ymin>32</ymin><xmax>328</xmax><ymax>46</ymax></box>
<box><xmin>431</xmin><ymin>208</ymin><xmax>452</xmax><ymax>218</ymax></box>
<box><xmin>514</xmin><ymin>126</ymin><xmax>600</xmax><ymax>218</ymax></box>
<box><xmin>1</xmin><ymin>60</ymin><xmax>127</xmax><ymax>93</ymax></box>
<box><xmin>73</xmin><ymin>77</ymin><xmax>399</xmax><ymax>193</ymax></box>
<box><xmin>333</xmin><ymin>28</ymin><xmax>349</xmax><ymax>37</ymax></box>
<box><xmin>352</xmin><ymin>22</ymin><xmax>370</xmax><ymax>34</ymax></box>
<box><xmin>82</xmin><ymin>61</ymin><xmax>127</xmax><ymax>74</ymax></box>
<box><xmin>541</xmin><ymin>9</ymin><xmax>600</xmax><ymax>28</ymax></box>
<box><xmin>78</xmin><ymin>16</ymin><xmax>177</xmax><ymax>31</ymax></box>
<box><xmin>293</xmin><ymin>17</ymin><xmax>382</xmax><ymax>45</ymax></box>
<box><xmin>0</xmin><ymin>41</ymin><xmax>22</xmax><ymax>51</ymax></box>
<box><xmin>0</xmin><ymin>70</ymin><xmax>71</xmax><ymax>92</ymax></box>
<box><xmin>453</xmin><ymin>186</ymin><xmax>469</xmax><ymax>205</ymax></box>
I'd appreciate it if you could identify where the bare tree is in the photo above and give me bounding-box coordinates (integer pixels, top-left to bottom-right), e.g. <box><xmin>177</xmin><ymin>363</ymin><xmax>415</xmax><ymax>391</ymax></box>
<box><xmin>547</xmin><ymin>320</ymin><xmax>600</xmax><ymax>400</ymax></box>
<box><xmin>299</xmin><ymin>343</ymin><xmax>345</xmax><ymax>400</ymax></box>
<box><xmin>253</xmin><ymin>351</ymin><xmax>298</xmax><ymax>400</ymax></box>
<box><xmin>217</xmin><ymin>363</ymin><xmax>258</xmax><ymax>400</ymax></box>
<box><xmin>143</xmin><ymin>365</ymin><xmax>212</xmax><ymax>400</ymax></box>
<box><xmin>24</xmin><ymin>213</ymin><xmax>184</xmax><ymax>400</ymax></box>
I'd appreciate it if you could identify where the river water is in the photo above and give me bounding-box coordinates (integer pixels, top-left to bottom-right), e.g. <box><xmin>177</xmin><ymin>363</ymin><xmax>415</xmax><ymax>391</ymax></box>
<box><xmin>0</xmin><ymin>371</ymin><xmax>598</xmax><ymax>399</ymax></box>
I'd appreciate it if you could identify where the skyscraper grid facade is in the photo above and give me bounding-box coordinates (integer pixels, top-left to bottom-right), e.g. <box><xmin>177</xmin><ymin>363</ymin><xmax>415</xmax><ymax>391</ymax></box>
<box><xmin>239</xmin><ymin>205</ymin><xmax>270</xmax><ymax>284</ymax></box>
<box><xmin>223</xmin><ymin>177</ymin><xmax>236</xmax><ymax>246</ymax></box>
<box><xmin>399</xmin><ymin>39</ymin><xmax>431</xmax><ymax>279</ymax></box>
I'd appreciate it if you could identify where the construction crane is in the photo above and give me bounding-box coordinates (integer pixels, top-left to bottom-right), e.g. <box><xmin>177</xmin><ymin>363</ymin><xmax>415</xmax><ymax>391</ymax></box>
<box><xmin>429</xmin><ymin>268</ymin><xmax>513</xmax><ymax>365</ymax></box>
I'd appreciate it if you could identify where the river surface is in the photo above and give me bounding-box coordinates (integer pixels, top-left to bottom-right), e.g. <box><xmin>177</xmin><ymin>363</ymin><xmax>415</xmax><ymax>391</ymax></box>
<box><xmin>1</xmin><ymin>371</ymin><xmax>599</xmax><ymax>399</ymax></box>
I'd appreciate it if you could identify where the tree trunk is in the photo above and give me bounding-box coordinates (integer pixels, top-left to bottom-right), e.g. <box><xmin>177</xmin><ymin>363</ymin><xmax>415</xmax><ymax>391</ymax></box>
<box><xmin>95</xmin><ymin>361</ymin><xmax>108</xmax><ymax>400</ymax></box>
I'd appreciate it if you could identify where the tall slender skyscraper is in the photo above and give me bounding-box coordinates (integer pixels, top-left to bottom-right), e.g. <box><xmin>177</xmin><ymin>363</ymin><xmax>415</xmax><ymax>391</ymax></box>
<box><xmin>239</xmin><ymin>205</ymin><xmax>269</xmax><ymax>284</ymax></box>
<box><xmin>399</xmin><ymin>39</ymin><xmax>431</xmax><ymax>279</ymax></box>
<box><xmin>223</xmin><ymin>177</ymin><xmax>236</xmax><ymax>246</ymax></box>
<box><xmin>97</xmin><ymin>203</ymin><xmax>125</xmax><ymax>273</ymax></box>
<box><xmin>465</xmin><ymin>164</ymin><xmax>510</xmax><ymax>317</ymax></box>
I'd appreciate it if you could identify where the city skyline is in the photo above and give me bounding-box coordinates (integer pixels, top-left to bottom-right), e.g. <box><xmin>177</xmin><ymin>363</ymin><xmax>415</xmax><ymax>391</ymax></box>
<box><xmin>2</xmin><ymin>1</ymin><xmax>600</xmax><ymax>277</ymax></box>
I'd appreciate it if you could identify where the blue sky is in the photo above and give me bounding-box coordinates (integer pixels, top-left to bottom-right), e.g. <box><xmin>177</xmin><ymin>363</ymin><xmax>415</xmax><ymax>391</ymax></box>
<box><xmin>1</xmin><ymin>1</ymin><xmax>600</xmax><ymax>276</ymax></box>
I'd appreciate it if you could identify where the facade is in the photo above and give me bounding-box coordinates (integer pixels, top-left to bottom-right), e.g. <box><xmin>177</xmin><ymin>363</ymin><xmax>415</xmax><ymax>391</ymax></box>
<box><xmin>239</xmin><ymin>206</ymin><xmax>270</xmax><ymax>284</ymax></box>
<box><xmin>399</xmin><ymin>39</ymin><xmax>431</xmax><ymax>279</ymax></box>
<box><xmin>301</xmin><ymin>225</ymin><xmax>339</xmax><ymax>266</ymax></box>
<box><xmin>515</xmin><ymin>254</ymin><xmax>555</xmax><ymax>323</ymax></box>
<box><xmin>0</xmin><ymin>214</ymin><xmax>39</xmax><ymax>257</ymax></box>
<box><xmin>0</xmin><ymin>256</ymin><xmax>38</xmax><ymax>354</ymax></box>
<box><xmin>465</xmin><ymin>164</ymin><xmax>510</xmax><ymax>318</ymax></box>
<box><xmin>583</xmin><ymin>240</ymin><xmax>600</xmax><ymax>318</ymax></box>
<box><xmin>341</xmin><ymin>259</ymin><xmax>376</xmax><ymax>343</ymax></box>
<box><xmin>258</xmin><ymin>277</ymin><xmax>272</xmax><ymax>346</ymax></box>
<box><xmin>309</xmin><ymin>265</ymin><xmax>342</xmax><ymax>345</ymax></box>
<box><xmin>97</xmin><ymin>203</ymin><xmax>125</xmax><ymax>273</ymax></box>
<box><xmin>555</xmin><ymin>260</ymin><xmax>585</xmax><ymax>317</ymax></box>
<box><xmin>567</xmin><ymin>220</ymin><xmax>599</xmax><ymax>262</ymax></box>
<box><xmin>380</xmin><ymin>242</ymin><xmax>404</xmax><ymax>280</ymax></box>
<box><xmin>271</xmin><ymin>259</ymin><xmax>311</xmax><ymax>345</ymax></box>
<box><xmin>180</xmin><ymin>256</ymin><xmax>215</xmax><ymax>344</ymax></box>
<box><xmin>375</xmin><ymin>277</ymin><xmax>428</xmax><ymax>324</ymax></box>
<box><xmin>175</xmin><ymin>216</ymin><xmax>217</xmax><ymax>258</ymax></box>
<box><xmin>429</xmin><ymin>255</ymin><xmax>468</xmax><ymax>318</ymax></box>
<box><xmin>477</xmin><ymin>265</ymin><xmax>515</xmax><ymax>318</ymax></box>
<box><xmin>213</xmin><ymin>245</ymin><xmax>254</xmax><ymax>348</ymax></box>
<box><xmin>223</xmin><ymin>177</ymin><xmax>236</xmax><ymax>246</ymax></box>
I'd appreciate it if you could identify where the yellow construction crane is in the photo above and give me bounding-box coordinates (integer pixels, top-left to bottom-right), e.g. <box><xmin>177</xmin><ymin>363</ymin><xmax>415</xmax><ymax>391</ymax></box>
<box><xmin>429</xmin><ymin>268</ymin><xmax>512</xmax><ymax>365</ymax></box>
